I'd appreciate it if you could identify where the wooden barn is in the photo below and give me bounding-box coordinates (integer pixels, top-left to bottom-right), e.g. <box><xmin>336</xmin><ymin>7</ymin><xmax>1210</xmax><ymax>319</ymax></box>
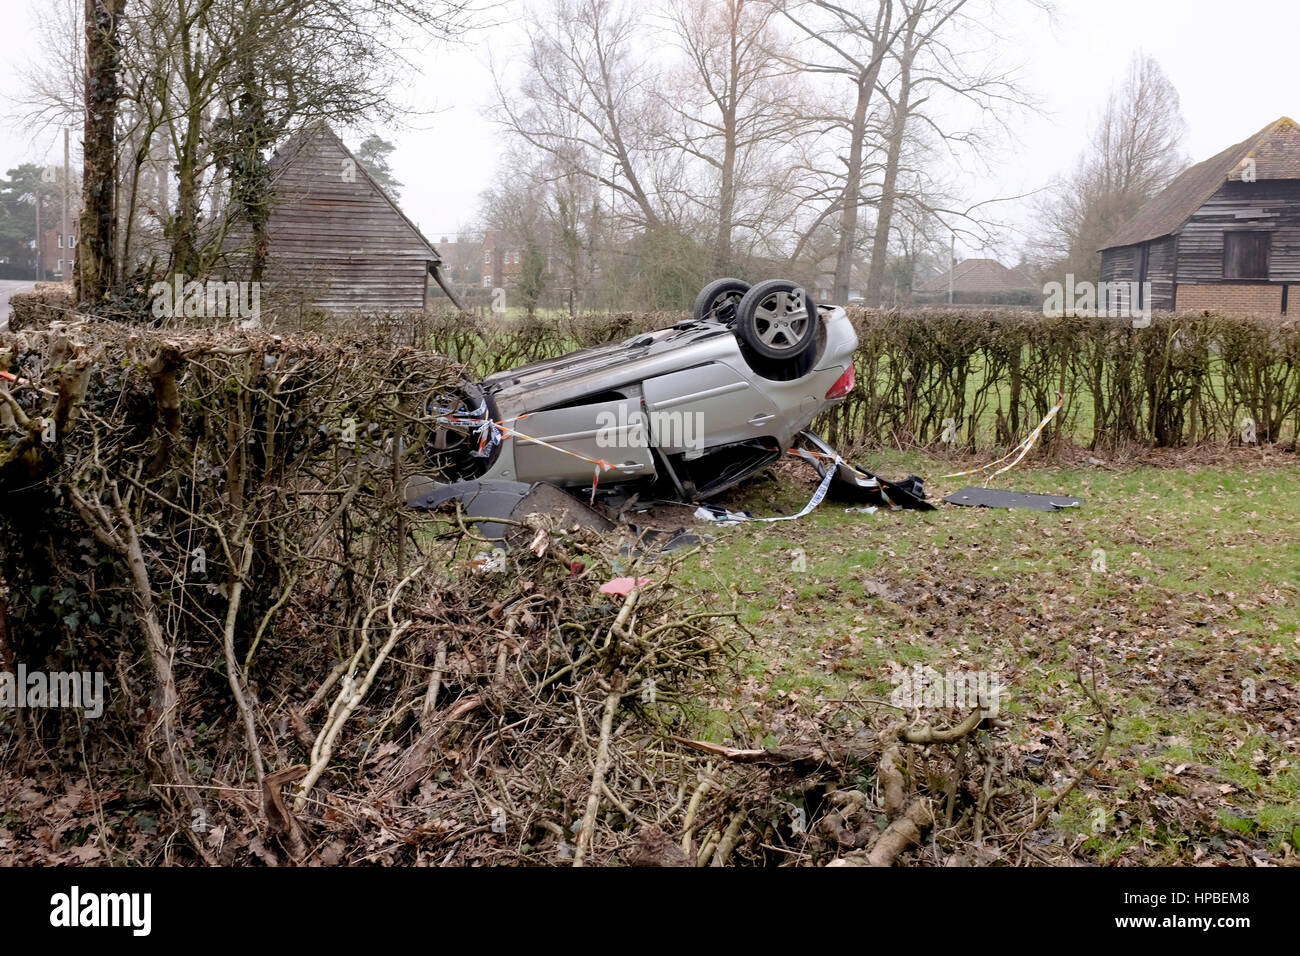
<box><xmin>247</xmin><ymin>122</ymin><xmax>459</xmax><ymax>313</ymax></box>
<box><xmin>1099</xmin><ymin>116</ymin><xmax>1300</xmax><ymax>314</ymax></box>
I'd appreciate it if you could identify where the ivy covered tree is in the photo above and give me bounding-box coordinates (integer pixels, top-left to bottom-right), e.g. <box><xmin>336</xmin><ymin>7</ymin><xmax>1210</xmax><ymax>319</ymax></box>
<box><xmin>78</xmin><ymin>0</ymin><xmax>126</xmax><ymax>303</ymax></box>
<box><xmin>211</xmin><ymin>62</ymin><xmax>274</xmax><ymax>282</ymax></box>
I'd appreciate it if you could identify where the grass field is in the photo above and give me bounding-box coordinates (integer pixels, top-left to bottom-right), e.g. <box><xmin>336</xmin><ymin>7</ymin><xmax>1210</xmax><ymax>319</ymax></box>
<box><xmin>671</xmin><ymin>447</ymin><xmax>1300</xmax><ymax>864</ymax></box>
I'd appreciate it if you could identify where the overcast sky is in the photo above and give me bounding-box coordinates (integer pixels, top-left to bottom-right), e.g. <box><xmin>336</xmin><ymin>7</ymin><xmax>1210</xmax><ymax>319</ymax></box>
<box><xmin>1</xmin><ymin>0</ymin><xmax>1296</xmax><ymax>261</ymax></box>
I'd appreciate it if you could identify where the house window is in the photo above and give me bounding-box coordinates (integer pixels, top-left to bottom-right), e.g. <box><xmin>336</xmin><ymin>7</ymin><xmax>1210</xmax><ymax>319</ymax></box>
<box><xmin>512</xmin><ymin>250</ymin><xmax>519</xmax><ymax>265</ymax></box>
<box><xmin>1224</xmin><ymin>232</ymin><xmax>1270</xmax><ymax>279</ymax></box>
<box><xmin>57</xmin><ymin>260</ymin><xmax>63</xmax><ymax>272</ymax></box>
<box><xmin>484</xmin><ymin>249</ymin><xmax>492</xmax><ymax>264</ymax></box>
<box><xmin>57</xmin><ymin>234</ymin><xmax>63</xmax><ymax>248</ymax></box>
<box><xmin>482</xmin><ymin>275</ymin><xmax>492</xmax><ymax>288</ymax></box>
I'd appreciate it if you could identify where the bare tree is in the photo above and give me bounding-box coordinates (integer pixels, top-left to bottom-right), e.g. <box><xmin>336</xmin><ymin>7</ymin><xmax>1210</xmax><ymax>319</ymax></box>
<box><xmin>481</xmin><ymin>158</ymin><xmax>554</xmax><ymax>317</ymax></box>
<box><xmin>659</xmin><ymin>0</ymin><xmax>809</xmax><ymax>272</ymax></box>
<box><xmin>546</xmin><ymin>160</ymin><xmax>602</xmax><ymax>312</ymax></box>
<box><xmin>782</xmin><ymin>0</ymin><xmax>900</xmax><ymax>304</ymax></box>
<box><xmin>864</xmin><ymin>0</ymin><xmax>1031</xmax><ymax>304</ymax></box>
<box><xmin>15</xmin><ymin>0</ymin><xmax>86</xmax><ymax>131</ymax></box>
<box><xmin>494</xmin><ymin>0</ymin><xmax>666</xmax><ymax>233</ymax></box>
<box><xmin>1040</xmin><ymin>53</ymin><xmax>1187</xmax><ymax>280</ymax></box>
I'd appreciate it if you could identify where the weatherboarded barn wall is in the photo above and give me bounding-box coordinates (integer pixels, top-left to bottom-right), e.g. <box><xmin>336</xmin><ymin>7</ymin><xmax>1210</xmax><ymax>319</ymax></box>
<box><xmin>1175</xmin><ymin>180</ymin><xmax>1300</xmax><ymax>285</ymax></box>
<box><xmin>1099</xmin><ymin>236</ymin><xmax>1176</xmax><ymax>311</ymax></box>
<box><xmin>255</xmin><ymin>124</ymin><xmax>442</xmax><ymax>313</ymax></box>
<box><xmin>1101</xmin><ymin>117</ymin><xmax>1300</xmax><ymax>315</ymax></box>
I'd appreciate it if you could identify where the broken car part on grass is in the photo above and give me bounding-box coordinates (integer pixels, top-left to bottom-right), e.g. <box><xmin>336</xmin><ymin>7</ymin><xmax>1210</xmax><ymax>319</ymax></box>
<box><xmin>943</xmin><ymin>487</ymin><xmax>1084</xmax><ymax>512</ymax></box>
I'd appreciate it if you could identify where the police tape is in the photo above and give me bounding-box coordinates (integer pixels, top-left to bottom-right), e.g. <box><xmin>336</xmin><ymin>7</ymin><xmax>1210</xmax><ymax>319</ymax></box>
<box><xmin>752</xmin><ymin>455</ymin><xmax>839</xmax><ymax>522</ymax></box>
<box><xmin>434</xmin><ymin>406</ymin><xmax>613</xmax><ymax>505</ymax></box>
<box><xmin>698</xmin><ymin>447</ymin><xmax>850</xmax><ymax>524</ymax></box>
<box><xmin>1</xmin><ymin>368</ymin><xmax>57</xmax><ymax>396</ymax></box>
<box><xmin>941</xmin><ymin>391</ymin><xmax>1065</xmax><ymax>481</ymax></box>
<box><xmin>789</xmin><ymin>446</ymin><xmax>900</xmax><ymax>510</ymax></box>
<box><xmin>435</xmin><ymin>407</ymin><xmax>868</xmax><ymax>520</ymax></box>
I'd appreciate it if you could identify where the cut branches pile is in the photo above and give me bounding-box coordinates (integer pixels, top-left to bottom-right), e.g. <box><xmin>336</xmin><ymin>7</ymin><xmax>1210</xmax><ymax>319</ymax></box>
<box><xmin>1</xmin><ymin>317</ymin><xmax>1110</xmax><ymax>866</ymax></box>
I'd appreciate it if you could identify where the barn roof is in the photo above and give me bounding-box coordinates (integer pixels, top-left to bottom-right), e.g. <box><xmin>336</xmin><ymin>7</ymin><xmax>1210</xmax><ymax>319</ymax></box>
<box><xmin>915</xmin><ymin>258</ymin><xmax>1035</xmax><ymax>294</ymax></box>
<box><xmin>268</xmin><ymin>121</ymin><xmax>443</xmax><ymax>265</ymax></box>
<box><xmin>1101</xmin><ymin>116</ymin><xmax>1300</xmax><ymax>251</ymax></box>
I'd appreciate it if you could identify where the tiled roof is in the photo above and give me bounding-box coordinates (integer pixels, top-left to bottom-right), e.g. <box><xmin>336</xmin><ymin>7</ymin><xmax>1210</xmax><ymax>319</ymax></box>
<box><xmin>915</xmin><ymin>258</ymin><xmax>1035</xmax><ymax>294</ymax></box>
<box><xmin>1101</xmin><ymin>116</ymin><xmax>1300</xmax><ymax>250</ymax></box>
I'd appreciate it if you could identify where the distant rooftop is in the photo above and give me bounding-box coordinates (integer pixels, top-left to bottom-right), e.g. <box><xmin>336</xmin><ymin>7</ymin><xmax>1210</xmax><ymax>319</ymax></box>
<box><xmin>915</xmin><ymin>258</ymin><xmax>1035</xmax><ymax>295</ymax></box>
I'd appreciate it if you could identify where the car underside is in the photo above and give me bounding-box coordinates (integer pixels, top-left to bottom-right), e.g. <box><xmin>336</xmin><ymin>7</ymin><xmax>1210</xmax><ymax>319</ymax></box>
<box><xmin>430</xmin><ymin>278</ymin><xmax>859</xmax><ymax>502</ymax></box>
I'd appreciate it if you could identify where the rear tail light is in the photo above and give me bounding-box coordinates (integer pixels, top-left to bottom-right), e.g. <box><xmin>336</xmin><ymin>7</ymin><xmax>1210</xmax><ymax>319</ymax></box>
<box><xmin>825</xmin><ymin>364</ymin><xmax>855</xmax><ymax>399</ymax></box>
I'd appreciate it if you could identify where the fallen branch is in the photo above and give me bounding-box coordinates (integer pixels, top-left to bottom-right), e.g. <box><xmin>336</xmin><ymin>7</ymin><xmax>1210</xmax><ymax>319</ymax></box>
<box><xmin>573</xmin><ymin>680</ymin><xmax>624</xmax><ymax>867</ymax></box>
<box><xmin>828</xmin><ymin>799</ymin><xmax>934</xmax><ymax>867</ymax></box>
<box><xmin>295</xmin><ymin>564</ymin><xmax>425</xmax><ymax>811</ymax></box>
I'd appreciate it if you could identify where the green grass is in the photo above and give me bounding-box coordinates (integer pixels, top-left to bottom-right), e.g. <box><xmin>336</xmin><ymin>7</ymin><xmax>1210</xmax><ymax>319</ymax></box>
<box><xmin>671</xmin><ymin>451</ymin><xmax>1300</xmax><ymax>863</ymax></box>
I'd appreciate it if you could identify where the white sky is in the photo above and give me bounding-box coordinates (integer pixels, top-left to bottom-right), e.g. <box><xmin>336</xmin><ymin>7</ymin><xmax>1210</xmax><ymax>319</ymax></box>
<box><xmin>1</xmin><ymin>0</ymin><xmax>1297</xmax><ymax>261</ymax></box>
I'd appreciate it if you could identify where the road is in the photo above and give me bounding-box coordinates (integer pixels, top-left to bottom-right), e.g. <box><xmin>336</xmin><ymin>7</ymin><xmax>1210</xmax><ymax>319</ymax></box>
<box><xmin>0</xmin><ymin>280</ymin><xmax>37</xmax><ymax>331</ymax></box>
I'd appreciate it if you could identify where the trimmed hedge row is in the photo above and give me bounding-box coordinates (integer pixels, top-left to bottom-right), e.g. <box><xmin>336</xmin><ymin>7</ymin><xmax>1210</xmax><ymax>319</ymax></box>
<box><xmin>18</xmin><ymin>303</ymin><xmax>1294</xmax><ymax>451</ymax></box>
<box><xmin>6</xmin><ymin>282</ymin><xmax>76</xmax><ymax>332</ymax></box>
<box><xmin>419</xmin><ymin>307</ymin><xmax>1300</xmax><ymax>451</ymax></box>
<box><xmin>835</xmin><ymin>309</ymin><xmax>1299</xmax><ymax>450</ymax></box>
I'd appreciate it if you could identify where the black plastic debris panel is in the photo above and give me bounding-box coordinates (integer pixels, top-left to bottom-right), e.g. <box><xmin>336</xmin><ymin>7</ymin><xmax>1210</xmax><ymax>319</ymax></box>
<box><xmin>943</xmin><ymin>487</ymin><xmax>1084</xmax><ymax>512</ymax></box>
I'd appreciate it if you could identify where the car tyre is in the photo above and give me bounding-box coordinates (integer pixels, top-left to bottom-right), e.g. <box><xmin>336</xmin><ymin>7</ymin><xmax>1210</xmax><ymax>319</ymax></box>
<box><xmin>692</xmin><ymin>277</ymin><xmax>751</xmax><ymax>325</ymax></box>
<box><xmin>733</xmin><ymin>279</ymin><xmax>819</xmax><ymax>363</ymax></box>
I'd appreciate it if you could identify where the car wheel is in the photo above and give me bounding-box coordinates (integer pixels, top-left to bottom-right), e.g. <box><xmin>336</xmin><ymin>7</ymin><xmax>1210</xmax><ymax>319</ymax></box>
<box><xmin>692</xmin><ymin>277</ymin><xmax>751</xmax><ymax>325</ymax></box>
<box><xmin>733</xmin><ymin>279</ymin><xmax>819</xmax><ymax>363</ymax></box>
<box><xmin>418</xmin><ymin>382</ymin><xmax>491</xmax><ymax>481</ymax></box>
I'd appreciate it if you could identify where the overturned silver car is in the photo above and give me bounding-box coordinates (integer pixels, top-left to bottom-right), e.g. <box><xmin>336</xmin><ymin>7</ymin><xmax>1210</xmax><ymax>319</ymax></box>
<box><xmin>433</xmin><ymin>279</ymin><xmax>858</xmax><ymax>501</ymax></box>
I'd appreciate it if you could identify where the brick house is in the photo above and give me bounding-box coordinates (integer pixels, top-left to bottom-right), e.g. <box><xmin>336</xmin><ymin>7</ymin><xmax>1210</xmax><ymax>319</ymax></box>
<box><xmin>1099</xmin><ymin>116</ymin><xmax>1300</xmax><ymax>314</ymax></box>
<box><xmin>38</xmin><ymin>220</ymin><xmax>78</xmax><ymax>280</ymax></box>
<box><xmin>437</xmin><ymin>235</ymin><xmax>484</xmax><ymax>290</ymax></box>
<box><xmin>480</xmin><ymin>229</ymin><xmax>521</xmax><ymax>290</ymax></box>
<box><xmin>481</xmin><ymin>228</ymin><xmax>572</xmax><ymax>290</ymax></box>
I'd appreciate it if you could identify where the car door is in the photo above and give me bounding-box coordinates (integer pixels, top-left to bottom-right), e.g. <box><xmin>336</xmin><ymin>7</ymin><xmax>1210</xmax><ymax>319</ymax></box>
<box><xmin>641</xmin><ymin>361</ymin><xmax>780</xmax><ymax>453</ymax></box>
<box><xmin>511</xmin><ymin>395</ymin><xmax>657</xmax><ymax>485</ymax></box>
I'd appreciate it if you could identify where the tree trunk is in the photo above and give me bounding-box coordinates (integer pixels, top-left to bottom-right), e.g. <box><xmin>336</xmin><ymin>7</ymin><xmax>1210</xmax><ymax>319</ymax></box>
<box><xmin>715</xmin><ymin>115</ymin><xmax>737</xmax><ymax>273</ymax></box>
<box><xmin>865</xmin><ymin>53</ymin><xmax>913</xmax><ymax>306</ymax></box>
<box><xmin>833</xmin><ymin>77</ymin><xmax>872</xmax><ymax>304</ymax></box>
<box><xmin>78</xmin><ymin>0</ymin><xmax>126</xmax><ymax>303</ymax></box>
<box><xmin>714</xmin><ymin>33</ymin><xmax>739</xmax><ymax>274</ymax></box>
<box><xmin>172</xmin><ymin>105</ymin><xmax>203</xmax><ymax>279</ymax></box>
